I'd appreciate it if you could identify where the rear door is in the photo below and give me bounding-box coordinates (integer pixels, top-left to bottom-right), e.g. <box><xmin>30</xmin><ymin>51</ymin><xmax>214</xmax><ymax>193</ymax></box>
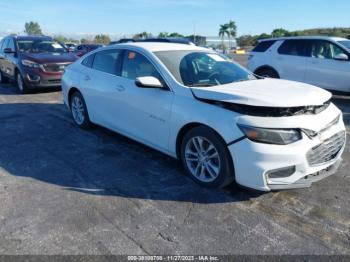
<box><xmin>81</xmin><ymin>49</ymin><xmax>125</xmax><ymax>128</ymax></box>
<box><xmin>271</xmin><ymin>39</ymin><xmax>311</xmax><ymax>82</ymax></box>
<box><xmin>305</xmin><ymin>40</ymin><xmax>350</xmax><ymax>92</ymax></box>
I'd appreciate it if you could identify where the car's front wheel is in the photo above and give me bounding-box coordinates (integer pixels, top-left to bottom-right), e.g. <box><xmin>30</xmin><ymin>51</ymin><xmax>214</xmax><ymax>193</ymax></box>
<box><xmin>16</xmin><ymin>71</ymin><xmax>28</xmax><ymax>94</ymax></box>
<box><xmin>181</xmin><ymin>126</ymin><xmax>234</xmax><ymax>188</ymax></box>
<box><xmin>70</xmin><ymin>91</ymin><xmax>92</xmax><ymax>129</ymax></box>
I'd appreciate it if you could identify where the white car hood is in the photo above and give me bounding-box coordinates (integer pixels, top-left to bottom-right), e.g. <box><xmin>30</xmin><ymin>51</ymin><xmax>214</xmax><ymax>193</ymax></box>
<box><xmin>191</xmin><ymin>79</ymin><xmax>332</xmax><ymax>107</ymax></box>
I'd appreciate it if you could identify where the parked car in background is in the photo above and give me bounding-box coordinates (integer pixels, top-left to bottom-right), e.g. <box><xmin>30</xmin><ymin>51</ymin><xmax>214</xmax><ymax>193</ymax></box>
<box><xmin>248</xmin><ymin>36</ymin><xmax>350</xmax><ymax>93</ymax></box>
<box><xmin>0</xmin><ymin>35</ymin><xmax>78</xmax><ymax>93</ymax></box>
<box><xmin>74</xmin><ymin>44</ymin><xmax>103</xmax><ymax>57</ymax></box>
<box><xmin>65</xmin><ymin>43</ymin><xmax>77</xmax><ymax>52</ymax></box>
<box><xmin>62</xmin><ymin>42</ymin><xmax>345</xmax><ymax>191</ymax></box>
<box><xmin>140</xmin><ymin>38</ymin><xmax>195</xmax><ymax>45</ymax></box>
<box><xmin>109</xmin><ymin>39</ymin><xmax>136</xmax><ymax>45</ymax></box>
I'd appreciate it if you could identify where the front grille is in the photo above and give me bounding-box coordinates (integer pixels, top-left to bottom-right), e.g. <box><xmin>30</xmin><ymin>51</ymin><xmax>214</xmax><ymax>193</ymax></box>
<box><xmin>42</xmin><ymin>63</ymin><xmax>70</xmax><ymax>73</ymax></box>
<box><xmin>307</xmin><ymin>131</ymin><xmax>346</xmax><ymax>166</ymax></box>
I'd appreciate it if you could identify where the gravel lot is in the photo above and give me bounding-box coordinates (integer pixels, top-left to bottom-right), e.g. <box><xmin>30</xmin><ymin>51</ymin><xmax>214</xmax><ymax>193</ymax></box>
<box><xmin>0</xmin><ymin>72</ymin><xmax>349</xmax><ymax>255</ymax></box>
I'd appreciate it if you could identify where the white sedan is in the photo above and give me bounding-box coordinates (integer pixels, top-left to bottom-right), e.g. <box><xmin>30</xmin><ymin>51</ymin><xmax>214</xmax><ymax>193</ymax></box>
<box><xmin>62</xmin><ymin>42</ymin><xmax>346</xmax><ymax>191</ymax></box>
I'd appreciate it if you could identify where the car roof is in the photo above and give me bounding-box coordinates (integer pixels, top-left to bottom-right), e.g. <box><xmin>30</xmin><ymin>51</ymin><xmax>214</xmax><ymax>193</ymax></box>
<box><xmin>259</xmin><ymin>36</ymin><xmax>349</xmax><ymax>42</ymax></box>
<box><xmin>14</xmin><ymin>35</ymin><xmax>52</xmax><ymax>41</ymax></box>
<box><xmin>113</xmin><ymin>42</ymin><xmax>206</xmax><ymax>52</ymax></box>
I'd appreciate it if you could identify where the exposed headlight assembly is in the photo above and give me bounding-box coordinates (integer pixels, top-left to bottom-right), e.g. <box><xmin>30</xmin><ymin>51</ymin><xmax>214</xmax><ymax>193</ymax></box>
<box><xmin>238</xmin><ymin>124</ymin><xmax>302</xmax><ymax>145</ymax></box>
<box><xmin>21</xmin><ymin>60</ymin><xmax>40</xmax><ymax>68</ymax></box>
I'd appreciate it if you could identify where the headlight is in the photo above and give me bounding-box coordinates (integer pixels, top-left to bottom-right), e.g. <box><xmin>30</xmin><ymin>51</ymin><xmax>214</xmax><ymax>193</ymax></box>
<box><xmin>21</xmin><ymin>60</ymin><xmax>40</xmax><ymax>68</ymax></box>
<box><xmin>237</xmin><ymin>124</ymin><xmax>302</xmax><ymax>145</ymax></box>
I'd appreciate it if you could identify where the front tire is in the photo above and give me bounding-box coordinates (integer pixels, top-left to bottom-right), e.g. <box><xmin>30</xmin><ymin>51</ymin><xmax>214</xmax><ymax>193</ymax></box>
<box><xmin>180</xmin><ymin>126</ymin><xmax>234</xmax><ymax>188</ymax></box>
<box><xmin>70</xmin><ymin>91</ymin><xmax>92</xmax><ymax>129</ymax></box>
<box><xmin>16</xmin><ymin>71</ymin><xmax>28</xmax><ymax>94</ymax></box>
<box><xmin>256</xmin><ymin>68</ymin><xmax>279</xmax><ymax>79</ymax></box>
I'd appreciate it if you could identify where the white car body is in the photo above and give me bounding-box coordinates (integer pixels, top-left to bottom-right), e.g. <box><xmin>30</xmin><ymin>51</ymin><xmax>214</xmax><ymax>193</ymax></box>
<box><xmin>62</xmin><ymin>42</ymin><xmax>346</xmax><ymax>191</ymax></box>
<box><xmin>248</xmin><ymin>36</ymin><xmax>350</xmax><ymax>93</ymax></box>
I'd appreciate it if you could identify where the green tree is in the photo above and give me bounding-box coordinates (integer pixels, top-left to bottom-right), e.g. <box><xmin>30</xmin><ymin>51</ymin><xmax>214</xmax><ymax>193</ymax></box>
<box><xmin>158</xmin><ymin>32</ymin><xmax>169</xmax><ymax>38</ymax></box>
<box><xmin>24</xmin><ymin>21</ymin><xmax>42</xmax><ymax>35</ymax></box>
<box><xmin>227</xmin><ymin>20</ymin><xmax>237</xmax><ymax>48</ymax></box>
<box><xmin>168</xmin><ymin>32</ymin><xmax>184</xmax><ymax>38</ymax></box>
<box><xmin>271</xmin><ymin>28</ymin><xmax>290</xmax><ymax>37</ymax></box>
<box><xmin>94</xmin><ymin>34</ymin><xmax>111</xmax><ymax>45</ymax></box>
<box><xmin>133</xmin><ymin>32</ymin><xmax>151</xmax><ymax>40</ymax></box>
<box><xmin>53</xmin><ymin>35</ymin><xmax>68</xmax><ymax>43</ymax></box>
<box><xmin>219</xmin><ymin>24</ymin><xmax>229</xmax><ymax>52</ymax></box>
<box><xmin>80</xmin><ymin>38</ymin><xmax>89</xmax><ymax>44</ymax></box>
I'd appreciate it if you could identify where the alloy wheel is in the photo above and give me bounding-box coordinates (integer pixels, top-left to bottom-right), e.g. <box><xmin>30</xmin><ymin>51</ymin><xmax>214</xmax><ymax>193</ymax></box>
<box><xmin>71</xmin><ymin>96</ymin><xmax>85</xmax><ymax>125</ymax></box>
<box><xmin>184</xmin><ymin>136</ymin><xmax>221</xmax><ymax>183</ymax></box>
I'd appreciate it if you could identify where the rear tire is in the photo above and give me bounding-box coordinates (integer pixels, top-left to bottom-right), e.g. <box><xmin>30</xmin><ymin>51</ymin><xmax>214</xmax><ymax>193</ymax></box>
<box><xmin>16</xmin><ymin>71</ymin><xmax>28</xmax><ymax>94</ymax></box>
<box><xmin>0</xmin><ymin>70</ymin><xmax>9</xmax><ymax>84</ymax></box>
<box><xmin>256</xmin><ymin>68</ymin><xmax>279</xmax><ymax>79</ymax></box>
<box><xmin>70</xmin><ymin>91</ymin><xmax>92</xmax><ymax>129</ymax></box>
<box><xmin>180</xmin><ymin>126</ymin><xmax>234</xmax><ymax>188</ymax></box>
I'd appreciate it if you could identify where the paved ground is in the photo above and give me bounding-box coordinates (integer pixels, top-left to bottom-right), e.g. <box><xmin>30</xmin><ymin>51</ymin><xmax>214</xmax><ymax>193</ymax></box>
<box><xmin>0</xmin><ymin>80</ymin><xmax>349</xmax><ymax>255</ymax></box>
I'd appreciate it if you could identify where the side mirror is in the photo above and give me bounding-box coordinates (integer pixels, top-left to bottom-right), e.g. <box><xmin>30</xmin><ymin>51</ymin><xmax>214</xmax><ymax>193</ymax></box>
<box><xmin>334</xmin><ymin>53</ymin><xmax>349</xmax><ymax>61</ymax></box>
<box><xmin>4</xmin><ymin>48</ymin><xmax>15</xmax><ymax>54</ymax></box>
<box><xmin>135</xmin><ymin>76</ymin><xmax>164</xmax><ymax>88</ymax></box>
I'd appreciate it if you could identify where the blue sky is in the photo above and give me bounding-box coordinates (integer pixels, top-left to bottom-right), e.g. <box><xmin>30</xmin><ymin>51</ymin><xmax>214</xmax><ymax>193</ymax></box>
<box><xmin>0</xmin><ymin>0</ymin><xmax>349</xmax><ymax>38</ymax></box>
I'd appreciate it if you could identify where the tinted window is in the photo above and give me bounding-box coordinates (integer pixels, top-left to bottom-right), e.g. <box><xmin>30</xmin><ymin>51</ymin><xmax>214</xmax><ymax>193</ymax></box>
<box><xmin>92</xmin><ymin>49</ymin><xmax>122</xmax><ymax>74</ymax></box>
<box><xmin>122</xmin><ymin>51</ymin><xmax>161</xmax><ymax>80</ymax></box>
<box><xmin>252</xmin><ymin>41</ymin><xmax>276</xmax><ymax>52</ymax></box>
<box><xmin>278</xmin><ymin>40</ymin><xmax>311</xmax><ymax>57</ymax></box>
<box><xmin>82</xmin><ymin>54</ymin><xmax>95</xmax><ymax>68</ymax></box>
<box><xmin>338</xmin><ymin>41</ymin><xmax>350</xmax><ymax>51</ymax></box>
<box><xmin>311</xmin><ymin>40</ymin><xmax>346</xmax><ymax>59</ymax></box>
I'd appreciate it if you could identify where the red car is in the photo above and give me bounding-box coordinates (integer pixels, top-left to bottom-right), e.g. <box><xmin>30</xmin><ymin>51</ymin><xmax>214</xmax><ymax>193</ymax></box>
<box><xmin>74</xmin><ymin>44</ymin><xmax>103</xmax><ymax>57</ymax></box>
<box><xmin>0</xmin><ymin>35</ymin><xmax>78</xmax><ymax>93</ymax></box>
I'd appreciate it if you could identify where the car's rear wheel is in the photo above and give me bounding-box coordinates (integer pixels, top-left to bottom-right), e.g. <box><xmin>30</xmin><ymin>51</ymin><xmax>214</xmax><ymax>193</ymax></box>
<box><xmin>70</xmin><ymin>91</ymin><xmax>92</xmax><ymax>129</ymax></box>
<box><xmin>256</xmin><ymin>68</ymin><xmax>279</xmax><ymax>78</ymax></box>
<box><xmin>181</xmin><ymin>126</ymin><xmax>234</xmax><ymax>188</ymax></box>
<box><xmin>0</xmin><ymin>70</ymin><xmax>9</xmax><ymax>84</ymax></box>
<box><xmin>16</xmin><ymin>71</ymin><xmax>28</xmax><ymax>94</ymax></box>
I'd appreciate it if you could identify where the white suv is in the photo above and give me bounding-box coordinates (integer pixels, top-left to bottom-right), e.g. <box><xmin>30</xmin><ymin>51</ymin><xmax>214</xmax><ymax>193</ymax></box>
<box><xmin>248</xmin><ymin>36</ymin><xmax>350</xmax><ymax>93</ymax></box>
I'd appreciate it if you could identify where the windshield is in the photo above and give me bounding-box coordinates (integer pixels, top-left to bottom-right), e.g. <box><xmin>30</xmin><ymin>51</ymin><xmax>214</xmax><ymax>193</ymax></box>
<box><xmin>338</xmin><ymin>41</ymin><xmax>350</xmax><ymax>51</ymax></box>
<box><xmin>17</xmin><ymin>40</ymin><xmax>67</xmax><ymax>53</ymax></box>
<box><xmin>154</xmin><ymin>51</ymin><xmax>255</xmax><ymax>87</ymax></box>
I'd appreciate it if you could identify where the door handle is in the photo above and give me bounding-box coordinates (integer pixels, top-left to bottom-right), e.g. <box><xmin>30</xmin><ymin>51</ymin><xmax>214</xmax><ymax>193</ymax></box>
<box><xmin>115</xmin><ymin>85</ymin><xmax>125</xmax><ymax>92</ymax></box>
<box><xmin>84</xmin><ymin>75</ymin><xmax>91</xmax><ymax>81</ymax></box>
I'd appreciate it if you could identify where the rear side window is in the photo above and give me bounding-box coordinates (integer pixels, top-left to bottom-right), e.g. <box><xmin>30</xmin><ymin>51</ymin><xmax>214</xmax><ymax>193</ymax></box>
<box><xmin>82</xmin><ymin>54</ymin><xmax>95</xmax><ymax>68</ymax></box>
<box><xmin>278</xmin><ymin>40</ymin><xmax>311</xmax><ymax>57</ymax></box>
<box><xmin>252</xmin><ymin>41</ymin><xmax>276</xmax><ymax>52</ymax></box>
<box><xmin>92</xmin><ymin>49</ymin><xmax>122</xmax><ymax>75</ymax></box>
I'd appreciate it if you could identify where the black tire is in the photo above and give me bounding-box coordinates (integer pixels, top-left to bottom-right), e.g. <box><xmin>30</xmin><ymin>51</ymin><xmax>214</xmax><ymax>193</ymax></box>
<box><xmin>70</xmin><ymin>91</ymin><xmax>92</xmax><ymax>129</ymax></box>
<box><xmin>16</xmin><ymin>71</ymin><xmax>29</xmax><ymax>94</ymax></box>
<box><xmin>256</xmin><ymin>68</ymin><xmax>279</xmax><ymax>79</ymax></box>
<box><xmin>180</xmin><ymin>126</ymin><xmax>234</xmax><ymax>188</ymax></box>
<box><xmin>0</xmin><ymin>70</ymin><xmax>9</xmax><ymax>84</ymax></box>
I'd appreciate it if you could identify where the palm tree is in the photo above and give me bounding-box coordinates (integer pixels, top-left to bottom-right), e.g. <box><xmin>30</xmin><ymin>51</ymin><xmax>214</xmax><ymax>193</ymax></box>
<box><xmin>227</xmin><ymin>20</ymin><xmax>237</xmax><ymax>49</ymax></box>
<box><xmin>219</xmin><ymin>24</ymin><xmax>229</xmax><ymax>53</ymax></box>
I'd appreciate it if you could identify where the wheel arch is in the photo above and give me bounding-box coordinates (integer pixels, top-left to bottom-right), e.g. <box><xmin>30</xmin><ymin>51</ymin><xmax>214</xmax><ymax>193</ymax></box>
<box><xmin>68</xmin><ymin>87</ymin><xmax>81</xmax><ymax>108</ymax></box>
<box><xmin>175</xmin><ymin>122</ymin><xmax>229</xmax><ymax>159</ymax></box>
<box><xmin>254</xmin><ymin>65</ymin><xmax>280</xmax><ymax>78</ymax></box>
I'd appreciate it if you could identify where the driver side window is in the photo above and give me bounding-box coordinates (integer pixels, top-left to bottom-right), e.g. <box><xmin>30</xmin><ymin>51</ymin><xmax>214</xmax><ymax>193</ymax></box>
<box><xmin>311</xmin><ymin>40</ymin><xmax>346</xmax><ymax>60</ymax></box>
<box><xmin>121</xmin><ymin>51</ymin><xmax>161</xmax><ymax>81</ymax></box>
